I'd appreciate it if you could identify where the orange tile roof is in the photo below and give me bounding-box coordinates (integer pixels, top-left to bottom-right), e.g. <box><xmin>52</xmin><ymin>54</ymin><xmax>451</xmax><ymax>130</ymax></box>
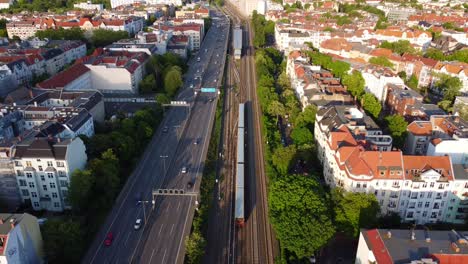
<box><xmin>320</xmin><ymin>38</ymin><xmax>352</xmax><ymax>52</ymax></box>
<box><xmin>407</xmin><ymin>121</ymin><xmax>432</xmax><ymax>136</ymax></box>
<box><xmin>403</xmin><ymin>155</ymin><xmax>453</xmax><ymax>181</ymax></box>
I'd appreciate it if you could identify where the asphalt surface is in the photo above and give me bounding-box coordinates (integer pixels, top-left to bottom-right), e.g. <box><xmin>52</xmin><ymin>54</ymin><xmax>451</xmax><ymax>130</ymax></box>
<box><xmin>82</xmin><ymin>8</ymin><xmax>230</xmax><ymax>264</ymax></box>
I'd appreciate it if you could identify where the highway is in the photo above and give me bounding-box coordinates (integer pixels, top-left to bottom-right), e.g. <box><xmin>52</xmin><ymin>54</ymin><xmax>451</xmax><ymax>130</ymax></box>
<box><xmin>82</xmin><ymin>8</ymin><xmax>230</xmax><ymax>264</ymax></box>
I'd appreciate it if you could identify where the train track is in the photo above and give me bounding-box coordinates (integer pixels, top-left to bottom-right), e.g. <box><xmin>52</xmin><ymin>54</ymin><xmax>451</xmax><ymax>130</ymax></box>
<box><xmin>223</xmin><ymin>3</ymin><xmax>277</xmax><ymax>264</ymax></box>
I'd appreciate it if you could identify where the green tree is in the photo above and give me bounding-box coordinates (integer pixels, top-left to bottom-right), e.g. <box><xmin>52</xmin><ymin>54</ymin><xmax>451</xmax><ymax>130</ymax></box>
<box><xmin>269</xmin><ymin>174</ymin><xmax>335</xmax><ymax>258</ymax></box>
<box><xmin>331</xmin><ymin>188</ymin><xmax>380</xmax><ymax>237</ymax></box>
<box><xmin>406</xmin><ymin>74</ymin><xmax>419</xmax><ymax>89</ymax></box>
<box><xmin>164</xmin><ymin>66</ymin><xmax>183</xmax><ymax>96</ymax></box>
<box><xmin>328</xmin><ymin>60</ymin><xmax>350</xmax><ymax>78</ymax></box>
<box><xmin>68</xmin><ymin>169</ymin><xmax>95</xmax><ymax>213</ymax></box>
<box><xmin>369</xmin><ymin>56</ymin><xmax>394</xmax><ymax>69</ymax></box>
<box><xmin>89</xmin><ymin>149</ymin><xmax>120</xmax><ymax>210</ymax></box>
<box><xmin>290</xmin><ymin>127</ymin><xmax>313</xmax><ymax>146</ymax></box>
<box><xmin>398</xmin><ymin>71</ymin><xmax>407</xmax><ymax>79</ymax></box>
<box><xmin>91</xmin><ymin>29</ymin><xmax>128</xmax><ymax>47</ymax></box>
<box><xmin>271</xmin><ymin>145</ymin><xmax>297</xmax><ymax>175</ymax></box>
<box><xmin>139</xmin><ymin>74</ymin><xmax>157</xmax><ymax>93</ymax></box>
<box><xmin>362</xmin><ymin>93</ymin><xmax>382</xmax><ymax>119</ymax></box>
<box><xmin>380</xmin><ymin>40</ymin><xmax>416</xmax><ymax>55</ymax></box>
<box><xmin>454</xmin><ymin>102</ymin><xmax>468</xmax><ymax>121</ymax></box>
<box><xmin>424</xmin><ymin>48</ymin><xmax>445</xmax><ymax>60</ymax></box>
<box><xmin>185</xmin><ymin>231</ymin><xmax>206</xmax><ymax>264</ymax></box>
<box><xmin>35</xmin><ymin>27</ymin><xmax>85</xmax><ymax>40</ymax></box>
<box><xmin>267</xmin><ymin>100</ymin><xmax>286</xmax><ymax>122</ymax></box>
<box><xmin>385</xmin><ymin>115</ymin><xmax>408</xmax><ymax>149</ymax></box>
<box><xmin>42</xmin><ymin>220</ymin><xmax>85</xmax><ymax>264</ymax></box>
<box><xmin>294</xmin><ymin>105</ymin><xmax>317</xmax><ymax>129</ymax></box>
<box><xmin>434</xmin><ymin>73</ymin><xmax>462</xmax><ymax>102</ymax></box>
<box><xmin>155</xmin><ymin>93</ymin><xmax>171</xmax><ymax>105</ymax></box>
<box><xmin>342</xmin><ymin>71</ymin><xmax>365</xmax><ymax>99</ymax></box>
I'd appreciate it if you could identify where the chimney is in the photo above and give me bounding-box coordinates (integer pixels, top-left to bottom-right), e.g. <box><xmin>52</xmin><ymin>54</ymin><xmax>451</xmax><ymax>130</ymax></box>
<box><xmin>34</xmin><ymin>101</ymin><xmax>37</xmax><ymax>107</ymax></box>
<box><xmin>386</xmin><ymin>230</ymin><xmax>392</xmax><ymax>239</ymax></box>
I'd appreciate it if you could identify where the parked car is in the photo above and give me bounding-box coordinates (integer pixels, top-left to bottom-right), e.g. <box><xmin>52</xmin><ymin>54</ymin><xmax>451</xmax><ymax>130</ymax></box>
<box><xmin>104</xmin><ymin>232</ymin><xmax>114</xmax><ymax>246</ymax></box>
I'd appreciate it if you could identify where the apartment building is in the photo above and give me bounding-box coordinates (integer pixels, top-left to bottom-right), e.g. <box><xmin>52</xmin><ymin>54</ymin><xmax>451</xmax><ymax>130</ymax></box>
<box><xmin>401</xmin><ymin>54</ymin><xmax>438</xmax><ymax>88</ymax></box>
<box><xmin>360</xmin><ymin>65</ymin><xmax>405</xmax><ymax>102</ymax></box>
<box><xmin>356</xmin><ymin>229</ymin><xmax>468</xmax><ymax>264</ymax></box>
<box><xmin>74</xmin><ymin>1</ymin><xmax>104</xmax><ymax>11</ymax></box>
<box><xmin>6</xmin><ymin>21</ymin><xmax>39</xmax><ymax>40</ymax></box>
<box><xmin>0</xmin><ymin>213</ymin><xmax>44</xmax><ymax>263</ymax></box>
<box><xmin>315</xmin><ymin>106</ymin><xmax>468</xmax><ymax>224</ymax></box>
<box><xmin>154</xmin><ymin>23</ymin><xmax>203</xmax><ymax>50</ymax></box>
<box><xmin>14</xmin><ymin>137</ymin><xmax>87</xmax><ymax>211</ymax></box>
<box><xmin>0</xmin><ymin>0</ymin><xmax>12</xmax><ymax>10</ymax></box>
<box><xmin>432</xmin><ymin>62</ymin><xmax>468</xmax><ymax>95</ymax></box>
<box><xmin>0</xmin><ymin>145</ymin><xmax>22</xmax><ymax>211</ymax></box>
<box><xmin>0</xmin><ymin>64</ymin><xmax>18</xmax><ymax>97</ymax></box>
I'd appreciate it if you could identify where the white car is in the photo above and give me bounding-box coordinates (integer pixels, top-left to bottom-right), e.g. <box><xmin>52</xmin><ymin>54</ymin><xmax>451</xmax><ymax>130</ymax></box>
<box><xmin>134</xmin><ymin>219</ymin><xmax>142</xmax><ymax>230</ymax></box>
<box><xmin>181</xmin><ymin>167</ymin><xmax>187</xmax><ymax>174</ymax></box>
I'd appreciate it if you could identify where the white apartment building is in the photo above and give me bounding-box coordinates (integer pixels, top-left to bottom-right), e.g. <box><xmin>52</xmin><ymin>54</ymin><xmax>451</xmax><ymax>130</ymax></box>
<box><xmin>315</xmin><ymin>106</ymin><xmax>468</xmax><ymax>224</ymax></box>
<box><xmin>0</xmin><ymin>0</ymin><xmax>12</xmax><ymax>10</ymax></box>
<box><xmin>74</xmin><ymin>1</ymin><xmax>104</xmax><ymax>11</ymax></box>
<box><xmin>14</xmin><ymin>137</ymin><xmax>87</xmax><ymax>212</ymax></box>
<box><xmin>432</xmin><ymin>62</ymin><xmax>468</xmax><ymax>95</ymax></box>
<box><xmin>6</xmin><ymin>21</ymin><xmax>39</xmax><ymax>40</ymax></box>
<box><xmin>110</xmin><ymin>0</ymin><xmax>134</xmax><ymax>8</ymax></box>
<box><xmin>360</xmin><ymin>66</ymin><xmax>405</xmax><ymax>102</ymax></box>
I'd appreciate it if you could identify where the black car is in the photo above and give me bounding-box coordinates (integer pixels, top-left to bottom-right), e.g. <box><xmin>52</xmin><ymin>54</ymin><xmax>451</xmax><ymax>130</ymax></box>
<box><xmin>162</xmin><ymin>126</ymin><xmax>169</xmax><ymax>133</ymax></box>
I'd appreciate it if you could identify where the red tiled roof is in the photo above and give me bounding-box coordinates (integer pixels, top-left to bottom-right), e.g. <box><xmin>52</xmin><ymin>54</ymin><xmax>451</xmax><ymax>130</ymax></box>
<box><xmin>403</xmin><ymin>155</ymin><xmax>453</xmax><ymax>181</ymax></box>
<box><xmin>37</xmin><ymin>63</ymin><xmax>90</xmax><ymax>89</ymax></box>
<box><xmin>407</xmin><ymin>121</ymin><xmax>432</xmax><ymax>136</ymax></box>
<box><xmin>365</xmin><ymin>229</ymin><xmax>393</xmax><ymax>264</ymax></box>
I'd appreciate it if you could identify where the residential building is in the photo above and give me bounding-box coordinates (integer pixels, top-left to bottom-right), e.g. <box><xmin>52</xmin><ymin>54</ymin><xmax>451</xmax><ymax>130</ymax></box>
<box><xmin>6</xmin><ymin>21</ymin><xmax>39</xmax><ymax>40</ymax></box>
<box><xmin>14</xmin><ymin>137</ymin><xmax>87</xmax><ymax>212</ymax></box>
<box><xmin>110</xmin><ymin>0</ymin><xmax>134</xmax><ymax>9</ymax></box>
<box><xmin>360</xmin><ymin>65</ymin><xmax>405</xmax><ymax>102</ymax></box>
<box><xmin>356</xmin><ymin>229</ymin><xmax>468</xmax><ymax>264</ymax></box>
<box><xmin>0</xmin><ymin>213</ymin><xmax>44</xmax><ymax>263</ymax></box>
<box><xmin>74</xmin><ymin>1</ymin><xmax>104</xmax><ymax>11</ymax></box>
<box><xmin>0</xmin><ymin>64</ymin><xmax>17</xmax><ymax>97</ymax></box>
<box><xmin>105</xmin><ymin>43</ymin><xmax>158</xmax><ymax>55</ymax></box>
<box><xmin>401</xmin><ymin>54</ymin><xmax>438</xmax><ymax>88</ymax></box>
<box><xmin>36</xmin><ymin>63</ymin><xmax>92</xmax><ymax>92</ymax></box>
<box><xmin>0</xmin><ymin>0</ymin><xmax>12</xmax><ymax>10</ymax></box>
<box><xmin>153</xmin><ymin>23</ymin><xmax>203</xmax><ymax>50</ymax></box>
<box><xmin>0</xmin><ymin>145</ymin><xmax>22</xmax><ymax>211</ymax></box>
<box><xmin>432</xmin><ymin>62</ymin><xmax>468</xmax><ymax>95</ymax></box>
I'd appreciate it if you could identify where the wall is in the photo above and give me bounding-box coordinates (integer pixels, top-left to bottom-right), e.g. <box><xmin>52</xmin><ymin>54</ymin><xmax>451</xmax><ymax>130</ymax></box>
<box><xmin>427</xmin><ymin>139</ymin><xmax>468</xmax><ymax>165</ymax></box>
<box><xmin>87</xmin><ymin>65</ymin><xmax>133</xmax><ymax>93</ymax></box>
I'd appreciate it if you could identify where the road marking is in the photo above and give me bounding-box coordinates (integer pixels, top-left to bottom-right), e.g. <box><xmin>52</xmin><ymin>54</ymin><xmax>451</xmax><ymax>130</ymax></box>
<box><xmin>170</xmin><ymin>224</ymin><xmax>174</xmax><ymax>235</ymax></box>
<box><xmin>177</xmin><ymin>201</ymin><xmax>181</xmax><ymax>211</ymax></box>
<box><xmin>161</xmin><ymin>249</ymin><xmax>167</xmax><ymax>264</ymax></box>
<box><xmin>125</xmin><ymin>232</ymin><xmax>131</xmax><ymax>245</ymax></box>
<box><xmin>158</xmin><ymin>224</ymin><xmax>163</xmax><ymax>236</ymax></box>
<box><xmin>149</xmin><ymin>248</ymin><xmax>156</xmax><ymax>264</ymax></box>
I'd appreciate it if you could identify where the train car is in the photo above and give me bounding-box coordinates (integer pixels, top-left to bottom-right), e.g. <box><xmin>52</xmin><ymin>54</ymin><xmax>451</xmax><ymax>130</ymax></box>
<box><xmin>233</xmin><ymin>26</ymin><xmax>242</xmax><ymax>60</ymax></box>
<box><xmin>235</xmin><ymin>163</ymin><xmax>244</xmax><ymax>226</ymax></box>
<box><xmin>238</xmin><ymin>103</ymin><xmax>245</xmax><ymax>129</ymax></box>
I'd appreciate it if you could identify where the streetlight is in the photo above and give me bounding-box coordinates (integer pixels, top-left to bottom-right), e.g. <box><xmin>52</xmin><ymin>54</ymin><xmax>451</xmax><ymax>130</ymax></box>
<box><xmin>138</xmin><ymin>200</ymin><xmax>152</xmax><ymax>224</ymax></box>
<box><xmin>160</xmin><ymin>155</ymin><xmax>168</xmax><ymax>173</ymax></box>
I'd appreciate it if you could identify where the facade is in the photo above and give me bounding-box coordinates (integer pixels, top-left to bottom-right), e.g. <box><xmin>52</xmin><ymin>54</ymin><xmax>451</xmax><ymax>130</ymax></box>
<box><xmin>0</xmin><ymin>213</ymin><xmax>44</xmax><ymax>263</ymax></box>
<box><xmin>361</xmin><ymin>65</ymin><xmax>405</xmax><ymax>102</ymax></box>
<box><xmin>0</xmin><ymin>64</ymin><xmax>17</xmax><ymax>97</ymax></box>
<box><xmin>356</xmin><ymin>229</ymin><xmax>468</xmax><ymax>264</ymax></box>
<box><xmin>14</xmin><ymin>137</ymin><xmax>87</xmax><ymax>212</ymax></box>
<box><xmin>154</xmin><ymin>23</ymin><xmax>203</xmax><ymax>51</ymax></box>
<box><xmin>0</xmin><ymin>145</ymin><xmax>22</xmax><ymax>211</ymax></box>
<box><xmin>6</xmin><ymin>21</ymin><xmax>39</xmax><ymax>40</ymax></box>
<box><xmin>315</xmin><ymin>106</ymin><xmax>468</xmax><ymax>224</ymax></box>
<box><xmin>110</xmin><ymin>0</ymin><xmax>134</xmax><ymax>8</ymax></box>
<box><xmin>74</xmin><ymin>1</ymin><xmax>104</xmax><ymax>11</ymax></box>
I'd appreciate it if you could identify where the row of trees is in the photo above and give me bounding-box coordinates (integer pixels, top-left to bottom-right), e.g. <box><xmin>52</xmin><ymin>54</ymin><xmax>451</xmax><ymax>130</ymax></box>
<box><xmin>424</xmin><ymin>49</ymin><xmax>468</xmax><ymax>64</ymax></box>
<box><xmin>251</xmin><ymin>11</ymin><xmax>275</xmax><ymax>48</ymax></box>
<box><xmin>35</xmin><ymin>28</ymin><xmax>129</xmax><ymax>48</ymax></box>
<box><xmin>1</xmin><ymin>0</ymin><xmax>111</xmax><ymax>13</ymax></box>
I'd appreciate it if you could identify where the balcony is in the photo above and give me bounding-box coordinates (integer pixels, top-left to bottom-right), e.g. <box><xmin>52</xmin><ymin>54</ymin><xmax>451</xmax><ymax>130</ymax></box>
<box><xmin>388</xmin><ymin>203</ymin><xmax>397</xmax><ymax>208</ymax></box>
<box><xmin>390</xmin><ymin>195</ymin><xmax>399</xmax><ymax>199</ymax></box>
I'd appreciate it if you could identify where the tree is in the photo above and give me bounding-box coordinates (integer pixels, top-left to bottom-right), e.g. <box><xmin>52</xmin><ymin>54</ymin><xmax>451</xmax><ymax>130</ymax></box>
<box><xmin>434</xmin><ymin>73</ymin><xmax>462</xmax><ymax>102</ymax></box>
<box><xmin>385</xmin><ymin>115</ymin><xmax>408</xmax><ymax>149</ymax></box>
<box><xmin>267</xmin><ymin>100</ymin><xmax>286</xmax><ymax>123</ymax></box>
<box><xmin>362</xmin><ymin>93</ymin><xmax>382</xmax><ymax>119</ymax></box>
<box><xmin>342</xmin><ymin>71</ymin><xmax>365</xmax><ymax>99</ymax></box>
<box><xmin>290</xmin><ymin>127</ymin><xmax>313</xmax><ymax>146</ymax></box>
<box><xmin>89</xmin><ymin>149</ymin><xmax>120</xmax><ymax>210</ymax></box>
<box><xmin>406</xmin><ymin>74</ymin><xmax>419</xmax><ymax>90</ymax></box>
<box><xmin>68</xmin><ymin>169</ymin><xmax>95</xmax><ymax>213</ymax></box>
<box><xmin>91</xmin><ymin>29</ymin><xmax>128</xmax><ymax>47</ymax></box>
<box><xmin>378</xmin><ymin>212</ymin><xmax>402</xmax><ymax>229</ymax></box>
<box><xmin>139</xmin><ymin>74</ymin><xmax>157</xmax><ymax>93</ymax></box>
<box><xmin>369</xmin><ymin>56</ymin><xmax>394</xmax><ymax>69</ymax></box>
<box><xmin>185</xmin><ymin>231</ymin><xmax>206</xmax><ymax>264</ymax></box>
<box><xmin>380</xmin><ymin>40</ymin><xmax>416</xmax><ymax>55</ymax></box>
<box><xmin>271</xmin><ymin>145</ymin><xmax>297</xmax><ymax>175</ymax></box>
<box><xmin>164</xmin><ymin>66</ymin><xmax>183</xmax><ymax>96</ymax></box>
<box><xmin>294</xmin><ymin>105</ymin><xmax>317</xmax><ymax>129</ymax></box>
<box><xmin>454</xmin><ymin>102</ymin><xmax>468</xmax><ymax>121</ymax></box>
<box><xmin>155</xmin><ymin>93</ymin><xmax>171</xmax><ymax>105</ymax></box>
<box><xmin>424</xmin><ymin>48</ymin><xmax>445</xmax><ymax>61</ymax></box>
<box><xmin>328</xmin><ymin>60</ymin><xmax>350</xmax><ymax>78</ymax></box>
<box><xmin>331</xmin><ymin>188</ymin><xmax>380</xmax><ymax>237</ymax></box>
<box><xmin>398</xmin><ymin>71</ymin><xmax>407</xmax><ymax>79</ymax></box>
<box><xmin>269</xmin><ymin>174</ymin><xmax>335</xmax><ymax>258</ymax></box>
<box><xmin>35</xmin><ymin>27</ymin><xmax>85</xmax><ymax>41</ymax></box>
<box><xmin>42</xmin><ymin>220</ymin><xmax>85</xmax><ymax>264</ymax></box>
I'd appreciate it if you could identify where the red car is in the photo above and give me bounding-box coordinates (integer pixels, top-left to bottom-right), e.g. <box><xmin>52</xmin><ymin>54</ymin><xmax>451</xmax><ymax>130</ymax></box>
<box><xmin>104</xmin><ymin>232</ymin><xmax>113</xmax><ymax>246</ymax></box>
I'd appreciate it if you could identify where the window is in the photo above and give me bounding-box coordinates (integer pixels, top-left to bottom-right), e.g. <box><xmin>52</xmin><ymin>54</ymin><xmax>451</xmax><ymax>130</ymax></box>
<box><xmin>417</xmin><ymin>202</ymin><xmax>423</xmax><ymax>208</ymax></box>
<box><xmin>38</xmin><ymin>166</ymin><xmax>43</xmax><ymax>171</ymax></box>
<box><xmin>356</xmin><ymin>183</ymin><xmax>361</xmax><ymax>188</ymax></box>
<box><xmin>28</xmin><ymin>182</ymin><xmax>35</xmax><ymax>188</ymax></box>
<box><xmin>31</xmin><ymin>192</ymin><xmax>37</xmax><ymax>198</ymax></box>
<box><xmin>47</xmin><ymin>173</ymin><xmax>54</xmax><ymax>179</ymax></box>
<box><xmin>431</xmin><ymin>212</ymin><xmax>437</xmax><ymax>218</ymax></box>
<box><xmin>363</xmin><ymin>183</ymin><xmax>367</xmax><ymax>188</ymax></box>
<box><xmin>423</xmin><ymin>183</ymin><xmax>427</xmax><ymax>188</ymax></box>
<box><xmin>19</xmin><ymin>179</ymin><xmax>26</xmax><ymax>187</ymax></box>
<box><xmin>420</xmin><ymin>192</ymin><xmax>424</xmax><ymax>198</ymax></box>
<box><xmin>430</xmin><ymin>182</ymin><xmax>435</xmax><ymax>188</ymax></box>
<box><xmin>43</xmin><ymin>185</ymin><xmax>47</xmax><ymax>191</ymax></box>
<box><xmin>375</xmin><ymin>190</ymin><xmax>378</xmax><ymax>195</ymax></box>
<box><xmin>60</xmin><ymin>180</ymin><xmax>68</xmax><ymax>188</ymax></box>
<box><xmin>428</xmin><ymin>192</ymin><xmax>432</xmax><ymax>199</ymax></box>
<box><xmin>36</xmin><ymin>159</ymin><xmax>41</xmax><ymax>162</ymax></box>
<box><xmin>26</xmin><ymin>172</ymin><xmax>32</xmax><ymax>178</ymax></box>
<box><xmin>26</xmin><ymin>161</ymin><xmax>32</xmax><ymax>167</ymax></box>
<box><xmin>40</xmin><ymin>175</ymin><xmax>45</xmax><ymax>181</ymax></box>
<box><xmin>406</xmin><ymin>212</ymin><xmax>414</xmax><ymax>218</ymax></box>
<box><xmin>54</xmin><ymin>202</ymin><xmax>60</xmax><ymax>208</ymax></box>
<box><xmin>16</xmin><ymin>170</ymin><xmax>24</xmax><ymax>176</ymax></box>
<box><xmin>47</xmin><ymin>161</ymin><xmax>53</xmax><ymax>167</ymax></box>
<box><xmin>62</xmin><ymin>190</ymin><xmax>68</xmax><ymax>197</ymax></box>
<box><xmin>438</xmin><ymin>184</ymin><xmax>444</xmax><ymax>189</ymax></box>
<box><xmin>382</xmin><ymin>191</ymin><xmax>386</xmax><ymax>196</ymax></box>
<box><xmin>56</xmin><ymin>161</ymin><xmax>64</xmax><ymax>167</ymax></box>
<box><xmin>52</xmin><ymin>192</ymin><xmax>58</xmax><ymax>198</ymax></box>
<box><xmin>33</xmin><ymin>202</ymin><xmax>39</xmax><ymax>207</ymax></box>
<box><xmin>465</xmin><ymin>182</ymin><xmax>468</xmax><ymax>188</ymax></box>
<box><xmin>422</xmin><ymin>211</ymin><xmax>427</xmax><ymax>217</ymax></box>
<box><xmin>50</xmin><ymin>183</ymin><xmax>56</xmax><ymax>189</ymax></box>
<box><xmin>58</xmin><ymin>171</ymin><xmax>66</xmax><ymax>177</ymax></box>
<box><xmin>15</xmin><ymin>161</ymin><xmax>22</xmax><ymax>166</ymax></box>
<box><xmin>21</xmin><ymin>189</ymin><xmax>29</xmax><ymax>196</ymax></box>
<box><xmin>425</xmin><ymin>202</ymin><xmax>430</xmax><ymax>208</ymax></box>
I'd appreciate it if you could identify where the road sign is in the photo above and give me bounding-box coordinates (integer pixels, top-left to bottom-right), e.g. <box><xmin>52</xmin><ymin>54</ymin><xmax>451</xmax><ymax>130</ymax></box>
<box><xmin>170</xmin><ymin>101</ymin><xmax>188</xmax><ymax>105</ymax></box>
<box><xmin>201</xmin><ymin>88</ymin><xmax>217</xmax><ymax>93</ymax></box>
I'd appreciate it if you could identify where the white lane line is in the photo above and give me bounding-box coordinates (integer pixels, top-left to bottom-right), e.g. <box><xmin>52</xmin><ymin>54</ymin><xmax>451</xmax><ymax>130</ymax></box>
<box><xmin>177</xmin><ymin>201</ymin><xmax>181</xmax><ymax>211</ymax></box>
<box><xmin>158</xmin><ymin>224</ymin><xmax>163</xmax><ymax>236</ymax></box>
<box><xmin>161</xmin><ymin>249</ymin><xmax>167</xmax><ymax>264</ymax></box>
<box><xmin>170</xmin><ymin>224</ymin><xmax>175</xmax><ymax>235</ymax></box>
<box><xmin>149</xmin><ymin>248</ymin><xmax>156</xmax><ymax>264</ymax></box>
<box><xmin>125</xmin><ymin>232</ymin><xmax>131</xmax><ymax>245</ymax></box>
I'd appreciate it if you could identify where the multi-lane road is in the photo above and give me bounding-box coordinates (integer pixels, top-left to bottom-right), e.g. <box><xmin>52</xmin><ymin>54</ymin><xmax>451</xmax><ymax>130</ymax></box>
<box><xmin>82</xmin><ymin>8</ymin><xmax>230</xmax><ymax>264</ymax></box>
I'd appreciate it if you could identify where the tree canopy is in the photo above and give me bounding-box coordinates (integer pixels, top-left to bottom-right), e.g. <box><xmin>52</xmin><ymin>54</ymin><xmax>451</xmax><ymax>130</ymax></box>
<box><xmin>369</xmin><ymin>56</ymin><xmax>394</xmax><ymax>69</ymax></box>
<box><xmin>272</xmin><ymin>145</ymin><xmax>297</xmax><ymax>175</ymax></box>
<box><xmin>380</xmin><ymin>40</ymin><xmax>417</xmax><ymax>55</ymax></box>
<box><xmin>362</xmin><ymin>93</ymin><xmax>382</xmax><ymax>119</ymax></box>
<box><xmin>164</xmin><ymin>66</ymin><xmax>183</xmax><ymax>96</ymax></box>
<box><xmin>91</xmin><ymin>29</ymin><xmax>129</xmax><ymax>47</ymax></box>
<box><xmin>434</xmin><ymin>73</ymin><xmax>462</xmax><ymax>103</ymax></box>
<box><xmin>342</xmin><ymin>70</ymin><xmax>365</xmax><ymax>99</ymax></box>
<box><xmin>42</xmin><ymin>220</ymin><xmax>85</xmax><ymax>264</ymax></box>
<box><xmin>269</xmin><ymin>174</ymin><xmax>335</xmax><ymax>258</ymax></box>
<box><xmin>385</xmin><ymin>115</ymin><xmax>408</xmax><ymax>149</ymax></box>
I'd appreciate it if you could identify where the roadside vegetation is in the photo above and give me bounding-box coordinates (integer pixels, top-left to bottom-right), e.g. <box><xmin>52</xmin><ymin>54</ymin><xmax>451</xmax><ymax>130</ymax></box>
<box><xmin>0</xmin><ymin>0</ymin><xmax>112</xmax><ymax>13</ymax></box>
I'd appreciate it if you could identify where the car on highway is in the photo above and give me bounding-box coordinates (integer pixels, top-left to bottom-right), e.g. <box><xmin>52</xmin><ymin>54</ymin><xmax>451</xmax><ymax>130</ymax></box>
<box><xmin>190</xmin><ymin>84</ymin><xmax>194</xmax><ymax>89</ymax></box>
<box><xmin>104</xmin><ymin>232</ymin><xmax>113</xmax><ymax>246</ymax></box>
<box><xmin>162</xmin><ymin>126</ymin><xmax>169</xmax><ymax>133</ymax></box>
<box><xmin>135</xmin><ymin>192</ymin><xmax>143</xmax><ymax>205</ymax></box>
<box><xmin>209</xmin><ymin>98</ymin><xmax>214</xmax><ymax>102</ymax></box>
<box><xmin>134</xmin><ymin>219</ymin><xmax>142</xmax><ymax>230</ymax></box>
<box><xmin>194</xmin><ymin>138</ymin><xmax>199</xmax><ymax>145</ymax></box>
<box><xmin>181</xmin><ymin>167</ymin><xmax>188</xmax><ymax>174</ymax></box>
